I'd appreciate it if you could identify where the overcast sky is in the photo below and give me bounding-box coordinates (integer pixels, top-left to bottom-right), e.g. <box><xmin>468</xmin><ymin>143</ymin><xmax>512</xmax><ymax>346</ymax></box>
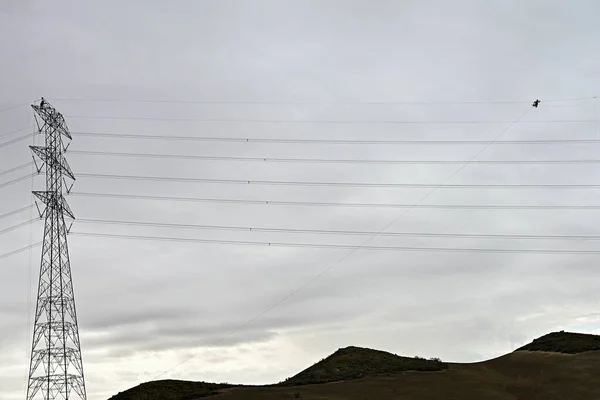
<box><xmin>1</xmin><ymin>1</ymin><xmax>600</xmax><ymax>399</ymax></box>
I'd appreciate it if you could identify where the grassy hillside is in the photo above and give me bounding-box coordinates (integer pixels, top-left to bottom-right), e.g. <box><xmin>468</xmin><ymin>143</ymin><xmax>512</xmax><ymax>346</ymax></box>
<box><xmin>280</xmin><ymin>346</ymin><xmax>447</xmax><ymax>386</ymax></box>
<box><xmin>517</xmin><ymin>331</ymin><xmax>600</xmax><ymax>354</ymax></box>
<box><xmin>107</xmin><ymin>380</ymin><xmax>236</xmax><ymax>400</ymax></box>
<box><xmin>108</xmin><ymin>332</ymin><xmax>600</xmax><ymax>400</ymax></box>
<box><xmin>214</xmin><ymin>351</ymin><xmax>600</xmax><ymax>400</ymax></box>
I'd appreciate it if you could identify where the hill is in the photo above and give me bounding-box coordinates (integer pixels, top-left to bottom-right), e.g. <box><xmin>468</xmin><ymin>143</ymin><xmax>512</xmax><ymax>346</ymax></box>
<box><xmin>516</xmin><ymin>330</ymin><xmax>600</xmax><ymax>354</ymax></box>
<box><xmin>106</xmin><ymin>380</ymin><xmax>236</xmax><ymax>400</ymax></box>
<box><xmin>279</xmin><ymin>346</ymin><xmax>447</xmax><ymax>386</ymax></box>
<box><xmin>108</xmin><ymin>331</ymin><xmax>600</xmax><ymax>400</ymax></box>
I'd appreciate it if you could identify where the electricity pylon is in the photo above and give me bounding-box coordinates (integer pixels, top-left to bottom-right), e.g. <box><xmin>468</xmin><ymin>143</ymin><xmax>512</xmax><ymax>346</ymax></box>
<box><xmin>27</xmin><ymin>98</ymin><xmax>86</xmax><ymax>400</ymax></box>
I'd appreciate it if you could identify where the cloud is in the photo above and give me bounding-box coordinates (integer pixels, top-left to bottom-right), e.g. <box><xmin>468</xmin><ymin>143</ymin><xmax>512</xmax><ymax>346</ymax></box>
<box><xmin>1</xmin><ymin>1</ymin><xmax>600</xmax><ymax>399</ymax></box>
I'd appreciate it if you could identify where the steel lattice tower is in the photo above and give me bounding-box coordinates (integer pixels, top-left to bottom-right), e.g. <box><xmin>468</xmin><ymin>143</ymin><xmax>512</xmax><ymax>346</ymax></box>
<box><xmin>27</xmin><ymin>98</ymin><xmax>86</xmax><ymax>400</ymax></box>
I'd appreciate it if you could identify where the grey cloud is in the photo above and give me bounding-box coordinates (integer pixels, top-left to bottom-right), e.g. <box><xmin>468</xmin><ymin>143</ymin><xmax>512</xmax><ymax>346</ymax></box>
<box><xmin>2</xmin><ymin>1</ymin><xmax>600</xmax><ymax>399</ymax></box>
<box><xmin>84</xmin><ymin>327</ymin><xmax>277</xmax><ymax>360</ymax></box>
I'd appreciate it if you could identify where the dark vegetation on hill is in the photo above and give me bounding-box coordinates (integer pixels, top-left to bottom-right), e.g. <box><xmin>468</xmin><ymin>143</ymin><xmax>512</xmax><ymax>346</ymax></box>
<box><xmin>279</xmin><ymin>346</ymin><xmax>447</xmax><ymax>386</ymax></box>
<box><xmin>517</xmin><ymin>331</ymin><xmax>600</xmax><ymax>354</ymax></box>
<box><xmin>106</xmin><ymin>380</ymin><xmax>236</xmax><ymax>400</ymax></box>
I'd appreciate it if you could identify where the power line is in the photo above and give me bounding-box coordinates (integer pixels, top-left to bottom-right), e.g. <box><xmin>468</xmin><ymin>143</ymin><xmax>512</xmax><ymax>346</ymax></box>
<box><xmin>0</xmin><ymin>125</ymin><xmax>34</xmax><ymax>139</ymax></box>
<box><xmin>72</xmin><ymin>131</ymin><xmax>600</xmax><ymax>145</ymax></box>
<box><xmin>153</xmin><ymin>105</ymin><xmax>533</xmax><ymax>379</ymax></box>
<box><xmin>77</xmin><ymin>172</ymin><xmax>600</xmax><ymax>189</ymax></box>
<box><xmin>68</xmin><ymin>231</ymin><xmax>600</xmax><ymax>255</ymax></box>
<box><xmin>0</xmin><ymin>133</ymin><xmax>36</xmax><ymax>150</ymax></box>
<box><xmin>150</xmin><ymin>102</ymin><xmax>597</xmax><ymax>379</ymax></box>
<box><xmin>0</xmin><ymin>205</ymin><xmax>36</xmax><ymax>221</ymax></box>
<box><xmin>0</xmin><ymin>173</ymin><xmax>36</xmax><ymax>190</ymax></box>
<box><xmin>51</xmin><ymin>95</ymin><xmax>598</xmax><ymax>105</ymax></box>
<box><xmin>542</xmin><ymin>96</ymin><xmax>598</xmax><ymax>103</ymax></box>
<box><xmin>0</xmin><ymin>219</ymin><xmax>39</xmax><ymax>236</ymax></box>
<box><xmin>67</xmin><ymin>149</ymin><xmax>600</xmax><ymax>165</ymax></box>
<box><xmin>53</xmin><ymin>97</ymin><xmax>531</xmax><ymax>105</ymax></box>
<box><xmin>0</xmin><ymin>242</ymin><xmax>42</xmax><ymax>261</ymax></box>
<box><xmin>0</xmin><ymin>101</ymin><xmax>34</xmax><ymax>116</ymax></box>
<box><xmin>0</xmin><ymin>163</ymin><xmax>33</xmax><ymax>178</ymax></box>
<box><xmin>69</xmin><ymin>191</ymin><xmax>600</xmax><ymax>210</ymax></box>
<box><xmin>66</xmin><ymin>115</ymin><xmax>595</xmax><ymax>124</ymax></box>
<box><xmin>76</xmin><ymin>218</ymin><xmax>600</xmax><ymax>241</ymax></box>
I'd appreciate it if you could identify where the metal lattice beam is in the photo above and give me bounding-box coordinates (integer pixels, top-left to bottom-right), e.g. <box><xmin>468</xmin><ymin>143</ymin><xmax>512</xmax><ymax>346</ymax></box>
<box><xmin>27</xmin><ymin>98</ymin><xmax>86</xmax><ymax>400</ymax></box>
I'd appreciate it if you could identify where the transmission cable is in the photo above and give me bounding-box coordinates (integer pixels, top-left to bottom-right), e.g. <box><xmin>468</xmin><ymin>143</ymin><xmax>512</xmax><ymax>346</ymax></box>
<box><xmin>0</xmin><ymin>133</ymin><xmax>36</xmax><ymax>150</ymax></box>
<box><xmin>0</xmin><ymin>173</ymin><xmax>36</xmax><ymax>190</ymax></box>
<box><xmin>69</xmin><ymin>231</ymin><xmax>600</xmax><ymax>255</ymax></box>
<box><xmin>0</xmin><ymin>205</ymin><xmax>36</xmax><ymax>221</ymax></box>
<box><xmin>53</xmin><ymin>97</ymin><xmax>531</xmax><ymax>105</ymax></box>
<box><xmin>52</xmin><ymin>95</ymin><xmax>597</xmax><ymax>105</ymax></box>
<box><xmin>69</xmin><ymin>192</ymin><xmax>600</xmax><ymax>210</ymax></box>
<box><xmin>0</xmin><ymin>219</ymin><xmax>39</xmax><ymax>236</ymax></box>
<box><xmin>76</xmin><ymin>218</ymin><xmax>600</xmax><ymax>241</ymax></box>
<box><xmin>76</xmin><ymin>173</ymin><xmax>600</xmax><ymax>189</ymax></box>
<box><xmin>0</xmin><ymin>242</ymin><xmax>42</xmax><ymax>261</ymax></box>
<box><xmin>72</xmin><ymin>131</ymin><xmax>600</xmax><ymax>145</ymax></box>
<box><xmin>65</xmin><ymin>115</ymin><xmax>594</xmax><ymax>124</ymax></box>
<box><xmin>153</xmin><ymin>104</ymin><xmax>535</xmax><ymax>379</ymax></box>
<box><xmin>67</xmin><ymin>150</ymin><xmax>600</xmax><ymax>165</ymax></box>
<box><xmin>0</xmin><ymin>125</ymin><xmax>34</xmax><ymax>139</ymax></box>
<box><xmin>0</xmin><ymin>163</ymin><xmax>34</xmax><ymax>178</ymax></box>
<box><xmin>0</xmin><ymin>101</ymin><xmax>33</xmax><ymax>116</ymax></box>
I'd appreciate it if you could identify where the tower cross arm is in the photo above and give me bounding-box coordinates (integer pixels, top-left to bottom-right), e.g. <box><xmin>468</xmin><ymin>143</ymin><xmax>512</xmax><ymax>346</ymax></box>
<box><xmin>33</xmin><ymin>191</ymin><xmax>76</xmax><ymax>219</ymax></box>
<box><xmin>61</xmin><ymin>197</ymin><xmax>75</xmax><ymax>220</ymax></box>
<box><xmin>29</xmin><ymin>145</ymin><xmax>76</xmax><ymax>181</ymax></box>
<box><xmin>31</xmin><ymin>98</ymin><xmax>72</xmax><ymax>140</ymax></box>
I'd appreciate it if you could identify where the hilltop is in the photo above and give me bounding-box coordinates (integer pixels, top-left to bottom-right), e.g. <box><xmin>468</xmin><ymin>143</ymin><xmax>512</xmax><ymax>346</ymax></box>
<box><xmin>516</xmin><ymin>330</ymin><xmax>600</xmax><ymax>354</ymax></box>
<box><xmin>108</xmin><ymin>331</ymin><xmax>600</xmax><ymax>400</ymax></box>
<box><xmin>279</xmin><ymin>346</ymin><xmax>447</xmax><ymax>386</ymax></box>
<box><xmin>107</xmin><ymin>380</ymin><xmax>237</xmax><ymax>400</ymax></box>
